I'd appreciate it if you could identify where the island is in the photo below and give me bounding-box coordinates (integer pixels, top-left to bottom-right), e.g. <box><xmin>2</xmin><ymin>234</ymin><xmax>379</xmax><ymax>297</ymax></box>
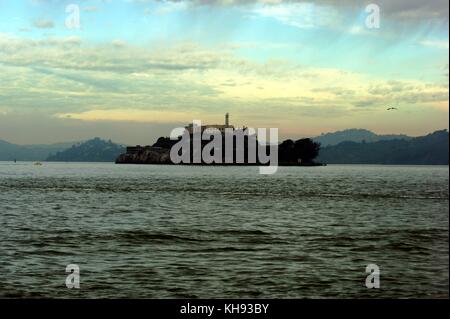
<box><xmin>116</xmin><ymin>114</ymin><xmax>323</xmax><ymax>166</ymax></box>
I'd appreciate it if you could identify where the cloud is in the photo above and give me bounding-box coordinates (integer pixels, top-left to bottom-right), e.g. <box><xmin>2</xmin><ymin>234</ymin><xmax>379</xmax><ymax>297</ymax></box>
<box><xmin>250</xmin><ymin>2</ymin><xmax>340</xmax><ymax>29</ymax></box>
<box><xmin>33</xmin><ymin>19</ymin><xmax>54</xmax><ymax>29</ymax></box>
<box><xmin>0</xmin><ymin>34</ymin><xmax>80</xmax><ymax>54</ymax></box>
<box><xmin>148</xmin><ymin>0</ymin><xmax>449</xmax><ymax>22</ymax></box>
<box><xmin>419</xmin><ymin>40</ymin><xmax>449</xmax><ymax>49</ymax></box>
<box><xmin>111</xmin><ymin>39</ymin><xmax>127</xmax><ymax>48</ymax></box>
<box><xmin>82</xmin><ymin>6</ymin><xmax>99</xmax><ymax>12</ymax></box>
<box><xmin>0</xmin><ymin>111</ymin><xmax>183</xmax><ymax>145</ymax></box>
<box><xmin>54</xmin><ymin>109</ymin><xmax>208</xmax><ymax>123</ymax></box>
<box><xmin>147</xmin><ymin>1</ymin><xmax>188</xmax><ymax>14</ymax></box>
<box><xmin>0</xmin><ymin>32</ymin><xmax>447</xmax><ymax>142</ymax></box>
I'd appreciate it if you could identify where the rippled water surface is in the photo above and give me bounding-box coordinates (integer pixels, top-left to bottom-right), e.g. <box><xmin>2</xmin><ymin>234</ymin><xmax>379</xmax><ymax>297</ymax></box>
<box><xmin>0</xmin><ymin>162</ymin><xmax>448</xmax><ymax>298</ymax></box>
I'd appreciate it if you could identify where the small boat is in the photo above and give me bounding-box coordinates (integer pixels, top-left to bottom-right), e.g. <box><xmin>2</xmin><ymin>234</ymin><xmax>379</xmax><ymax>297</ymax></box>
<box><xmin>34</xmin><ymin>162</ymin><xmax>43</xmax><ymax>166</ymax></box>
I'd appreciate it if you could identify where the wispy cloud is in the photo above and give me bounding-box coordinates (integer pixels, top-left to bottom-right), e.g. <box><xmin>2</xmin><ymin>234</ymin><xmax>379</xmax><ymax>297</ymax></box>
<box><xmin>419</xmin><ymin>40</ymin><xmax>449</xmax><ymax>49</ymax></box>
<box><xmin>82</xmin><ymin>6</ymin><xmax>99</xmax><ymax>12</ymax></box>
<box><xmin>143</xmin><ymin>0</ymin><xmax>449</xmax><ymax>22</ymax></box>
<box><xmin>33</xmin><ymin>19</ymin><xmax>54</xmax><ymax>29</ymax></box>
<box><xmin>0</xmin><ymin>34</ymin><xmax>447</xmax><ymax>123</ymax></box>
<box><xmin>0</xmin><ymin>1</ymin><xmax>448</xmax><ymax>143</ymax></box>
<box><xmin>250</xmin><ymin>2</ymin><xmax>340</xmax><ymax>29</ymax></box>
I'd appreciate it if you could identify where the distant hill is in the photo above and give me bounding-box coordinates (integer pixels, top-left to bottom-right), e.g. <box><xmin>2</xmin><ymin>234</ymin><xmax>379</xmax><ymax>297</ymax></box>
<box><xmin>313</xmin><ymin>129</ymin><xmax>412</xmax><ymax>146</ymax></box>
<box><xmin>2</xmin><ymin>130</ymin><xmax>447</xmax><ymax>164</ymax></box>
<box><xmin>317</xmin><ymin>130</ymin><xmax>449</xmax><ymax>165</ymax></box>
<box><xmin>46</xmin><ymin>138</ymin><xmax>125</xmax><ymax>162</ymax></box>
<box><xmin>0</xmin><ymin>140</ymin><xmax>74</xmax><ymax>161</ymax></box>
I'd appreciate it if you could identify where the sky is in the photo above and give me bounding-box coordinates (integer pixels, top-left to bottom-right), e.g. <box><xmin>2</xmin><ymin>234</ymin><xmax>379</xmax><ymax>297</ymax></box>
<box><xmin>0</xmin><ymin>0</ymin><xmax>448</xmax><ymax>145</ymax></box>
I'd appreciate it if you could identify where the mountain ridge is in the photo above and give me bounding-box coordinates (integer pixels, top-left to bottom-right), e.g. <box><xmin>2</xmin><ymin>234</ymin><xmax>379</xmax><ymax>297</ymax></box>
<box><xmin>313</xmin><ymin>128</ymin><xmax>412</xmax><ymax>146</ymax></box>
<box><xmin>317</xmin><ymin>129</ymin><xmax>448</xmax><ymax>165</ymax></box>
<box><xmin>1</xmin><ymin>129</ymin><xmax>448</xmax><ymax>164</ymax></box>
<box><xmin>0</xmin><ymin>139</ymin><xmax>76</xmax><ymax>161</ymax></box>
<box><xmin>46</xmin><ymin>138</ymin><xmax>125</xmax><ymax>162</ymax></box>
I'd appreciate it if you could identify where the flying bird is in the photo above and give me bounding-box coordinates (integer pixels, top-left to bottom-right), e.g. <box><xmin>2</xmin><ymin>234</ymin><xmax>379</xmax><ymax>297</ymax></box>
<box><xmin>387</xmin><ymin>107</ymin><xmax>398</xmax><ymax>110</ymax></box>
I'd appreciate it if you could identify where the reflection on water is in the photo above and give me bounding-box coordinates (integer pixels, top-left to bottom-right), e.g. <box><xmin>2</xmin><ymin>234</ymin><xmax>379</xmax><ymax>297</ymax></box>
<box><xmin>0</xmin><ymin>162</ymin><xmax>448</xmax><ymax>298</ymax></box>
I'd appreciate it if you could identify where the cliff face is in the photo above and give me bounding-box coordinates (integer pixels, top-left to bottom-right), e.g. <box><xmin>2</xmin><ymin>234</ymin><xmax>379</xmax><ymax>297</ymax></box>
<box><xmin>115</xmin><ymin>146</ymin><xmax>172</xmax><ymax>164</ymax></box>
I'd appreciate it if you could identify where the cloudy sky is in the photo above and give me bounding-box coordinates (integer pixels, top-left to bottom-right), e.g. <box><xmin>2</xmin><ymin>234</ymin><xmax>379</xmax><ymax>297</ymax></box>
<box><xmin>0</xmin><ymin>0</ymin><xmax>448</xmax><ymax>144</ymax></box>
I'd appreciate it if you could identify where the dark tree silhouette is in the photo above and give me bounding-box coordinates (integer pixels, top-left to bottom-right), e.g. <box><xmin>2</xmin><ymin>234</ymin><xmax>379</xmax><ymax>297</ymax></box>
<box><xmin>277</xmin><ymin>138</ymin><xmax>321</xmax><ymax>164</ymax></box>
<box><xmin>293</xmin><ymin>138</ymin><xmax>321</xmax><ymax>163</ymax></box>
<box><xmin>278</xmin><ymin>139</ymin><xmax>295</xmax><ymax>163</ymax></box>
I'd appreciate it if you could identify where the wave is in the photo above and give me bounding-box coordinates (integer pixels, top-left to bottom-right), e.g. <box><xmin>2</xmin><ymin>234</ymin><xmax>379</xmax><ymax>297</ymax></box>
<box><xmin>116</xmin><ymin>230</ymin><xmax>204</xmax><ymax>244</ymax></box>
<box><xmin>1</xmin><ymin>182</ymin><xmax>447</xmax><ymax>200</ymax></box>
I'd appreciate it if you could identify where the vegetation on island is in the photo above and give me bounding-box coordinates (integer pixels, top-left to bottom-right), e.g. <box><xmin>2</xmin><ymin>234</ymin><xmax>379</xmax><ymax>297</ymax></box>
<box><xmin>318</xmin><ymin>130</ymin><xmax>448</xmax><ymax>165</ymax></box>
<box><xmin>46</xmin><ymin>138</ymin><xmax>125</xmax><ymax>162</ymax></box>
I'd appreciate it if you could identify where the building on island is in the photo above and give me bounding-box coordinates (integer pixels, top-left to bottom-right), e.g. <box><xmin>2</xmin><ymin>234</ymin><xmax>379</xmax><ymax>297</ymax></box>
<box><xmin>185</xmin><ymin>113</ymin><xmax>242</xmax><ymax>134</ymax></box>
<box><xmin>124</xmin><ymin>113</ymin><xmax>250</xmax><ymax>155</ymax></box>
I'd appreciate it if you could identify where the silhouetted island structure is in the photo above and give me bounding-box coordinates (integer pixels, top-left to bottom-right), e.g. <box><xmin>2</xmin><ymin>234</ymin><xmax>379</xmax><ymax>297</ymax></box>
<box><xmin>116</xmin><ymin>114</ymin><xmax>323</xmax><ymax>166</ymax></box>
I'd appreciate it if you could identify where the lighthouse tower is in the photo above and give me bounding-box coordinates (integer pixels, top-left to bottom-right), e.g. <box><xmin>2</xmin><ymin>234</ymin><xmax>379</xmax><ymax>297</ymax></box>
<box><xmin>225</xmin><ymin>113</ymin><xmax>229</xmax><ymax>126</ymax></box>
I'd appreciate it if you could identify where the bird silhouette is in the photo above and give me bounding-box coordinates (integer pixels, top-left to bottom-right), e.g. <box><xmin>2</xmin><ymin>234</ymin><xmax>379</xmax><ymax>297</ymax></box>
<box><xmin>387</xmin><ymin>107</ymin><xmax>398</xmax><ymax>110</ymax></box>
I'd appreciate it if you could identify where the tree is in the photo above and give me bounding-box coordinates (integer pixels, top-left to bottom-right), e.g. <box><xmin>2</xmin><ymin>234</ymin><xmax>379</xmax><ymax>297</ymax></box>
<box><xmin>293</xmin><ymin>138</ymin><xmax>321</xmax><ymax>163</ymax></box>
<box><xmin>278</xmin><ymin>139</ymin><xmax>295</xmax><ymax>163</ymax></box>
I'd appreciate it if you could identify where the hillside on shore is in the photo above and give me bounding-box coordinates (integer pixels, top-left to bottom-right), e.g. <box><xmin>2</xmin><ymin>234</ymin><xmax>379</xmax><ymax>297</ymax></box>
<box><xmin>317</xmin><ymin>130</ymin><xmax>448</xmax><ymax>165</ymax></box>
<box><xmin>0</xmin><ymin>140</ymin><xmax>74</xmax><ymax>161</ymax></box>
<box><xmin>313</xmin><ymin>128</ymin><xmax>412</xmax><ymax>146</ymax></box>
<box><xmin>1</xmin><ymin>129</ymin><xmax>448</xmax><ymax>165</ymax></box>
<box><xmin>46</xmin><ymin>138</ymin><xmax>125</xmax><ymax>162</ymax></box>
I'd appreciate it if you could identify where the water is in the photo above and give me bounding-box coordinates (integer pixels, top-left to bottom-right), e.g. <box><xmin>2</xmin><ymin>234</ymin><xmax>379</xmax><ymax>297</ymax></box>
<box><xmin>0</xmin><ymin>162</ymin><xmax>448</xmax><ymax>298</ymax></box>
